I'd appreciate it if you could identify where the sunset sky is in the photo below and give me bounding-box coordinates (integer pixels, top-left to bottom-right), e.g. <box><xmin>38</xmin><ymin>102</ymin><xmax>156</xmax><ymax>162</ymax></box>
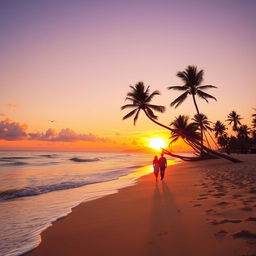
<box><xmin>0</xmin><ymin>0</ymin><xmax>255</xmax><ymax>152</ymax></box>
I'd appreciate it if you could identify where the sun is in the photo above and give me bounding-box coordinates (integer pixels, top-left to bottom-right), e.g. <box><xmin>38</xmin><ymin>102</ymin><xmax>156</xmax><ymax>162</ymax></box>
<box><xmin>148</xmin><ymin>138</ymin><xmax>167</xmax><ymax>151</ymax></box>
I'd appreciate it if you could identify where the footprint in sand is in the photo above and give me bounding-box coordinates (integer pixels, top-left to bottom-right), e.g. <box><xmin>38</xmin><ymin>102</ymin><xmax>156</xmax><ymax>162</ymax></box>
<box><xmin>205</xmin><ymin>209</ymin><xmax>217</xmax><ymax>214</ymax></box>
<box><xmin>197</xmin><ymin>197</ymin><xmax>208</xmax><ymax>200</ymax></box>
<box><xmin>232</xmin><ymin>230</ymin><xmax>256</xmax><ymax>239</ymax></box>
<box><xmin>246</xmin><ymin>217</ymin><xmax>256</xmax><ymax>222</ymax></box>
<box><xmin>214</xmin><ymin>230</ymin><xmax>228</xmax><ymax>237</ymax></box>
<box><xmin>233</xmin><ymin>194</ymin><xmax>243</xmax><ymax>199</ymax></box>
<box><xmin>193</xmin><ymin>204</ymin><xmax>202</xmax><ymax>207</ymax></box>
<box><xmin>216</xmin><ymin>202</ymin><xmax>230</xmax><ymax>206</ymax></box>
<box><xmin>241</xmin><ymin>206</ymin><xmax>253</xmax><ymax>212</ymax></box>
<box><xmin>210</xmin><ymin>219</ymin><xmax>242</xmax><ymax>225</ymax></box>
<box><xmin>213</xmin><ymin>192</ymin><xmax>226</xmax><ymax>198</ymax></box>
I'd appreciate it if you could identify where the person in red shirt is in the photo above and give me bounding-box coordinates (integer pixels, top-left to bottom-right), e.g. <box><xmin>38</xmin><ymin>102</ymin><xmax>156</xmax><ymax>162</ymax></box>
<box><xmin>158</xmin><ymin>153</ymin><xmax>167</xmax><ymax>180</ymax></box>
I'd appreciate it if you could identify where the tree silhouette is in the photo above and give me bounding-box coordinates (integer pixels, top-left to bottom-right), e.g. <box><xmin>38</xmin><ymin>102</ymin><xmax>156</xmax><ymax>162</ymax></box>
<box><xmin>213</xmin><ymin>121</ymin><xmax>227</xmax><ymax>138</ymax></box>
<box><xmin>122</xmin><ymin>81</ymin><xmax>241</xmax><ymax>163</ymax></box>
<box><xmin>226</xmin><ymin>111</ymin><xmax>242</xmax><ymax>131</ymax></box>
<box><xmin>168</xmin><ymin>65</ymin><xmax>217</xmax><ymax>153</ymax></box>
<box><xmin>121</xmin><ymin>82</ymin><xmax>165</xmax><ymax>125</ymax></box>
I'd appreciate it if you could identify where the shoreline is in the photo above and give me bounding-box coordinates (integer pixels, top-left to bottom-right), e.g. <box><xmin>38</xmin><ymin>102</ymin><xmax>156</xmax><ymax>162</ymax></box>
<box><xmin>25</xmin><ymin>155</ymin><xmax>256</xmax><ymax>256</ymax></box>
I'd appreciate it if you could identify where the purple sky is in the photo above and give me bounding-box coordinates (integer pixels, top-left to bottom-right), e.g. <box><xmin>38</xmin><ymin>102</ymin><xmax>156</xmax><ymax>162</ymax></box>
<box><xmin>0</xmin><ymin>0</ymin><xmax>255</xmax><ymax>149</ymax></box>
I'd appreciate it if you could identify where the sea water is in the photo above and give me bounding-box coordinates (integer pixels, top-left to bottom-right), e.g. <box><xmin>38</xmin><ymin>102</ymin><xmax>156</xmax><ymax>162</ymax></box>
<box><xmin>0</xmin><ymin>151</ymin><xmax>180</xmax><ymax>256</ymax></box>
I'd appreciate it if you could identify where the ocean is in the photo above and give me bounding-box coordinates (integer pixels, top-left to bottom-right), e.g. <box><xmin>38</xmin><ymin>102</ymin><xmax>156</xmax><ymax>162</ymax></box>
<box><xmin>0</xmin><ymin>151</ymin><xmax>180</xmax><ymax>256</ymax></box>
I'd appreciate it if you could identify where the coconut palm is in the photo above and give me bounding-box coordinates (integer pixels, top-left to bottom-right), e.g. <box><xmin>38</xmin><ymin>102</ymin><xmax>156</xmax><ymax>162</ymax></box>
<box><xmin>168</xmin><ymin>65</ymin><xmax>217</xmax><ymax>112</ymax></box>
<box><xmin>121</xmin><ymin>81</ymin><xmax>241</xmax><ymax>163</ymax></box>
<box><xmin>213</xmin><ymin>121</ymin><xmax>227</xmax><ymax>138</ymax></box>
<box><xmin>226</xmin><ymin>111</ymin><xmax>242</xmax><ymax>131</ymax></box>
<box><xmin>121</xmin><ymin>82</ymin><xmax>165</xmax><ymax>125</ymax></box>
<box><xmin>237</xmin><ymin>125</ymin><xmax>250</xmax><ymax>138</ymax></box>
<box><xmin>170</xmin><ymin>115</ymin><xmax>201</xmax><ymax>153</ymax></box>
<box><xmin>168</xmin><ymin>65</ymin><xmax>217</xmax><ymax>154</ymax></box>
<box><xmin>192</xmin><ymin>113</ymin><xmax>213</xmax><ymax>148</ymax></box>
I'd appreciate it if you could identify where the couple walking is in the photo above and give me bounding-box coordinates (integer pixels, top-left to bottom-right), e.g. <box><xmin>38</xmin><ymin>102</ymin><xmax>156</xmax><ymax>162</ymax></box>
<box><xmin>153</xmin><ymin>153</ymin><xmax>167</xmax><ymax>181</ymax></box>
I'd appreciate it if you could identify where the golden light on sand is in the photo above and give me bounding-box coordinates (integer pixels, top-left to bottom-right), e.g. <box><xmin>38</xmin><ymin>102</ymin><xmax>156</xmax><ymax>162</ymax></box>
<box><xmin>148</xmin><ymin>138</ymin><xmax>167</xmax><ymax>151</ymax></box>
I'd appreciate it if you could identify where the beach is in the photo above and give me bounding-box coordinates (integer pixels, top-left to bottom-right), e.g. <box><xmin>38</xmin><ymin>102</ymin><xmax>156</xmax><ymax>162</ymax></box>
<box><xmin>25</xmin><ymin>155</ymin><xmax>256</xmax><ymax>256</ymax></box>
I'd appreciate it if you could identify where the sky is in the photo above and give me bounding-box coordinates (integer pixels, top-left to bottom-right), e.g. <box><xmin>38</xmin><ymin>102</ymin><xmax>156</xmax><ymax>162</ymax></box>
<box><xmin>0</xmin><ymin>0</ymin><xmax>255</xmax><ymax>152</ymax></box>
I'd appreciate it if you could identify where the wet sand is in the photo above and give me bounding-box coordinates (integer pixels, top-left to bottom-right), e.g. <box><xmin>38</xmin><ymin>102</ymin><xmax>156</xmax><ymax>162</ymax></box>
<box><xmin>25</xmin><ymin>155</ymin><xmax>256</xmax><ymax>256</ymax></box>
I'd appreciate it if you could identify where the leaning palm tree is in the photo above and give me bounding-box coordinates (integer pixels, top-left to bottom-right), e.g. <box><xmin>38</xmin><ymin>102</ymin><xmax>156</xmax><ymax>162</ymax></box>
<box><xmin>213</xmin><ymin>121</ymin><xmax>227</xmax><ymax>138</ymax></box>
<box><xmin>170</xmin><ymin>115</ymin><xmax>201</xmax><ymax>152</ymax></box>
<box><xmin>121</xmin><ymin>82</ymin><xmax>165</xmax><ymax>125</ymax></box>
<box><xmin>192</xmin><ymin>113</ymin><xmax>213</xmax><ymax>148</ymax></box>
<box><xmin>167</xmin><ymin>65</ymin><xmax>217</xmax><ymax>154</ymax></box>
<box><xmin>122</xmin><ymin>81</ymin><xmax>241</xmax><ymax>163</ymax></box>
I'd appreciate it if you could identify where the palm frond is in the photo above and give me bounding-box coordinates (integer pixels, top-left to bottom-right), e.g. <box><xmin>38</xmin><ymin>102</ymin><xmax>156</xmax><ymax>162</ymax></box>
<box><xmin>145</xmin><ymin>90</ymin><xmax>160</xmax><ymax>102</ymax></box>
<box><xmin>133</xmin><ymin>109</ymin><xmax>140</xmax><ymax>125</ymax></box>
<box><xmin>122</xmin><ymin>108</ymin><xmax>138</xmax><ymax>120</ymax></box>
<box><xmin>145</xmin><ymin>107</ymin><xmax>158</xmax><ymax>120</ymax></box>
<box><xmin>121</xmin><ymin>104</ymin><xmax>138</xmax><ymax>110</ymax></box>
<box><xmin>170</xmin><ymin>91</ymin><xmax>188</xmax><ymax>108</ymax></box>
<box><xmin>198</xmin><ymin>85</ymin><xmax>217</xmax><ymax>90</ymax></box>
<box><xmin>167</xmin><ymin>86</ymin><xmax>188</xmax><ymax>91</ymax></box>
<box><xmin>197</xmin><ymin>90</ymin><xmax>217</xmax><ymax>102</ymax></box>
<box><xmin>147</xmin><ymin>104</ymin><xmax>165</xmax><ymax>113</ymax></box>
<box><xmin>195</xmin><ymin>69</ymin><xmax>203</xmax><ymax>85</ymax></box>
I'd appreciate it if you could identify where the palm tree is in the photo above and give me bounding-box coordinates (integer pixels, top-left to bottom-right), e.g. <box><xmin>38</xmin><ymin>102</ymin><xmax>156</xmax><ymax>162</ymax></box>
<box><xmin>226</xmin><ymin>111</ymin><xmax>242</xmax><ymax>131</ymax></box>
<box><xmin>168</xmin><ymin>65</ymin><xmax>217</xmax><ymax>154</ymax></box>
<box><xmin>121</xmin><ymin>81</ymin><xmax>241</xmax><ymax>163</ymax></box>
<box><xmin>121</xmin><ymin>82</ymin><xmax>165</xmax><ymax>125</ymax></box>
<box><xmin>192</xmin><ymin>113</ymin><xmax>213</xmax><ymax>148</ymax></box>
<box><xmin>237</xmin><ymin>125</ymin><xmax>250</xmax><ymax>138</ymax></box>
<box><xmin>168</xmin><ymin>65</ymin><xmax>217</xmax><ymax>112</ymax></box>
<box><xmin>170</xmin><ymin>115</ymin><xmax>201</xmax><ymax>153</ymax></box>
<box><xmin>213</xmin><ymin>121</ymin><xmax>227</xmax><ymax>138</ymax></box>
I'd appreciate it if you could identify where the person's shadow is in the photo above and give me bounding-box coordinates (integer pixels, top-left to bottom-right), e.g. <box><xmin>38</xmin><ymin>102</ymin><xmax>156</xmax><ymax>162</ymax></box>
<box><xmin>146</xmin><ymin>181</ymin><xmax>190</xmax><ymax>256</ymax></box>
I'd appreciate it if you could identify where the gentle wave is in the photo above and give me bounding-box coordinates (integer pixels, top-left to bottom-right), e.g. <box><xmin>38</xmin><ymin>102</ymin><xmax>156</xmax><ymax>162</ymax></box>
<box><xmin>0</xmin><ymin>168</ymin><xmax>133</xmax><ymax>200</ymax></box>
<box><xmin>69</xmin><ymin>157</ymin><xmax>100</xmax><ymax>162</ymax></box>
<box><xmin>0</xmin><ymin>156</ymin><xmax>33</xmax><ymax>160</ymax></box>
<box><xmin>38</xmin><ymin>154</ymin><xmax>57</xmax><ymax>158</ymax></box>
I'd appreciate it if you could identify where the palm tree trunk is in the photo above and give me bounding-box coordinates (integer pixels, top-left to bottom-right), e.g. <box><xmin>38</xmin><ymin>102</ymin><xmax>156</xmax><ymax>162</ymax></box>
<box><xmin>143</xmin><ymin>109</ymin><xmax>242</xmax><ymax>163</ymax></box>
<box><xmin>192</xmin><ymin>94</ymin><xmax>204</xmax><ymax>155</ymax></box>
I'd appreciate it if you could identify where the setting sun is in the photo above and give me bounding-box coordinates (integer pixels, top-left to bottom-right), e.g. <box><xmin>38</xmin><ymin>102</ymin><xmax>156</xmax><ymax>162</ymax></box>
<box><xmin>149</xmin><ymin>138</ymin><xmax>167</xmax><ymax>151</ymax></box>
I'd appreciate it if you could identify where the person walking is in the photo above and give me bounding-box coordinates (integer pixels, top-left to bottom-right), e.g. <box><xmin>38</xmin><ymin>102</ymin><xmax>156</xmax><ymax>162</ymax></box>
<box><xmin>159</xmin><ymin>153</ymin><xmax>167</xmax><ymax>180</ymax></box>
<box><xmin>153</xmin><ymin>156</ymin><xmax>159</xmax><ymax>181</ymax></box>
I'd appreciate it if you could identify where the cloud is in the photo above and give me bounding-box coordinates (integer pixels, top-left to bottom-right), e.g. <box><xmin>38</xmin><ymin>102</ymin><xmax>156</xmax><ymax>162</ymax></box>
<box><xmin>0</xmin><ymin>119</ymin><xmax>27</xmax><ymax>140</ymax></box>
<box><xmin>29</xmin><ymin>128</ymin><xmax>104</xmax><ymax>142</ymax></box>
<box><xmin>0</xmin><ymin>119</ymin><xmax>110</xmax><ymax>143</ymax></box>
<box><xmin>30</xmin><ymin>128</ymin><xmax>112</xmax><ymax>142</ymax></box>
<box><xmin>7</xmin><ymin>103</ymin><xmax>20</xmax><ymax>109</ymax></box>
<box><xmin>0</xmin><ymin>113</ymin><xmax>5</xmax><ymax>117</ymax></box>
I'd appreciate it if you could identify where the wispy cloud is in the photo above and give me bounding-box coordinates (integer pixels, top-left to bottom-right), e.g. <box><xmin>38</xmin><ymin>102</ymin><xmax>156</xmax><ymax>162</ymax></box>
<box><xmin>0</xmin><ymin>113</ymin><xmax>5</xmax><ymax>117</ymax></box>
<box><xmin>7</xmin><ymin>103</ymin><xmax>20</xmax><ymax>109</ymax></box>
<box><xmin>0</xmin><ymin>119</ymin><xmax>110</xmax><ymax>143</ymax></box>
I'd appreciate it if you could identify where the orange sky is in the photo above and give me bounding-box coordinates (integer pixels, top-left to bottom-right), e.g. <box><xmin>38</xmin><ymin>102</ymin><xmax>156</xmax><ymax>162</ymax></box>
<box><xmin>0</xmin><ymin>0</ymin><xmax>255</xmax><ymax>152</ymax></box>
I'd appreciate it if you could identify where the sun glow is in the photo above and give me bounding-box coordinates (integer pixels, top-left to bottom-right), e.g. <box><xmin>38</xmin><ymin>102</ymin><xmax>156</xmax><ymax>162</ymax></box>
<box><xmin>148</xmin><ymin>138</ymin><xmax>167</xmax><ymax>151</ymax></box>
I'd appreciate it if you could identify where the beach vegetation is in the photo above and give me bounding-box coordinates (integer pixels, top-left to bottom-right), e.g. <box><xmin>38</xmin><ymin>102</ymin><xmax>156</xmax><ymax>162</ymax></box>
<box><xmin>167</xmin><ymin>65</ymin><xmax>217</xmax><ymax>155</ymax></box>
<box><xmin>121</xmin><ymin>67</ymin><xmax>244</xmax><ymax>163</ymax></box>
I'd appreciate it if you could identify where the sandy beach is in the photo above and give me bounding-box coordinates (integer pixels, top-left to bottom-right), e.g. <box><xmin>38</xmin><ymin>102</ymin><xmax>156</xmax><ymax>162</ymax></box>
<box><xmin>25</xmin><ymin>155</ymin><xmax>256</xmax><ymax>256</ymax></box>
